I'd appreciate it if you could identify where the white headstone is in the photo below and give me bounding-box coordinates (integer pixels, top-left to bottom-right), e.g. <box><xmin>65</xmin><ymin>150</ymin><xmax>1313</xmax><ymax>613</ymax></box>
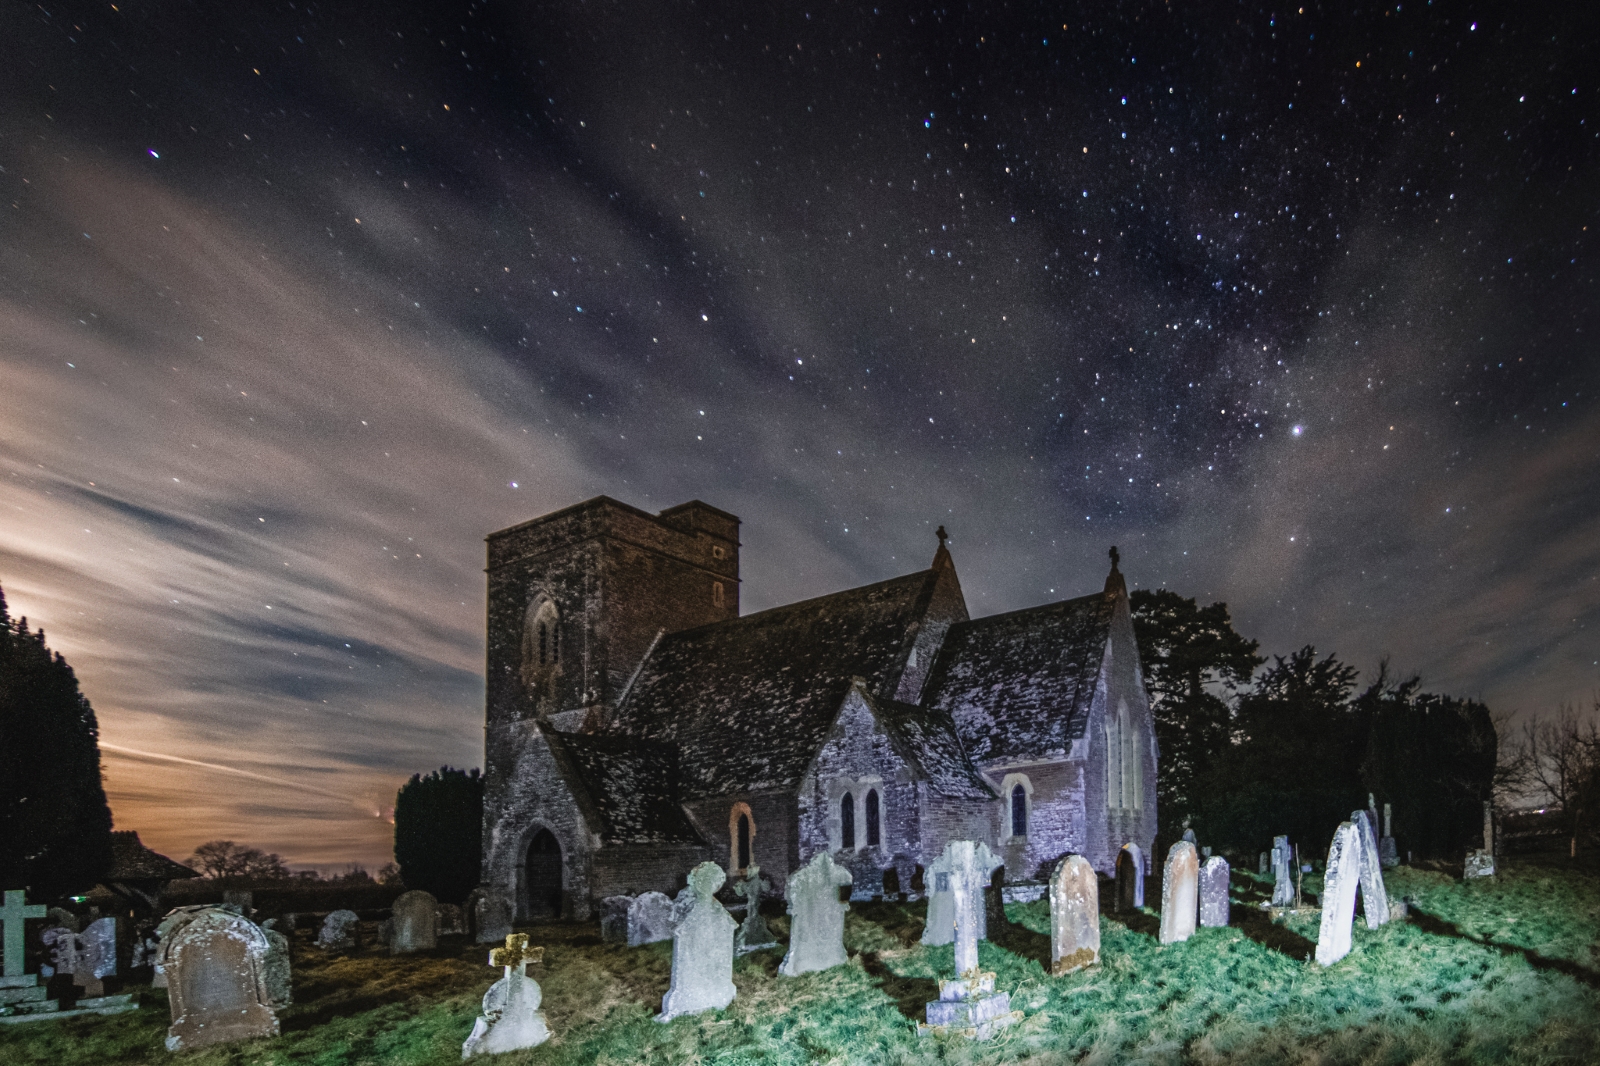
<box><xmin>656</xmin><ymin>863</ymin><xmax>736</xmax><ymax>1022</ymax></box>
<box><xmin>918</xmin><ymin>841</ymin><xmax>1017</xmax><ymax>1040</ymax></box>
<box><xmin>1199</xmin><ymin>856</ymin><xmax>1230</xmax><ymax>927</ymax></box>
<box><xmin>1350</xmin><ymin>810</ymin><xmax>1390</xmax><ymax>928</ymax></box>
<box><xmin>1049</xmin><ymin>855</ymin><xmax>1099</xmax><ymax>975</ymax></box>
<box><xmin>1314</xmin><ymin>821</ymin><xmax>1363</xmax><ymax>966</ymax></box>
<box><xmin>1159</xmin><ymin>840</ymin><xmax>1199</xmax><ymax>944</ymax></box>
<box><xmin>945</xmin><ymin>841</ymin><xmax>1001</xmax><ymax>975</ymax></box>
<box><xmin>920</xmin><ymin>851</ymin><xmax>956</xmax><ymax>946</ymax></box>
<box><xmin>778</xmin><ymin>853</ymin><xmax>853</xmax><ymax>976</ymax></box>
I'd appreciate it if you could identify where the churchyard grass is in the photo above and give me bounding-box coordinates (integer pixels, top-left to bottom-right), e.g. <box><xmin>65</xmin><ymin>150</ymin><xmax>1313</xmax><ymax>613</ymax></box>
<box><xmin>2</xmin><ymin>857</ymin><xmax>1596</xmax><ymax>1064</ymax></box>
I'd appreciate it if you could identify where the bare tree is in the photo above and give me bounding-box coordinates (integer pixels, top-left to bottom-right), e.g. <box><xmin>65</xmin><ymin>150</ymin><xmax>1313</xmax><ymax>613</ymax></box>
<box><xmin>1516</xmin><ymin>700</ymin><xmax>1600</xmax><ymax>857</ymax></box>
<box><xmin>188</xmin><ymin>840</ymin><xmax>291</xmax><ymax>882</ymax></box>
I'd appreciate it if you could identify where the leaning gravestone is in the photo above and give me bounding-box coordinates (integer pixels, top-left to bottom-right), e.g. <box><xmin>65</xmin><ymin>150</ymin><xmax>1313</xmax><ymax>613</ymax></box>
<box><xmin>76</xmin><ymin>917</ymin><xmax>119</xmax><ymax>997</ymax></box>
<box><xmin>778</xmin><ymin>853</ymin><xmax>853</xmax><ymax>976</ymax></box>
<box><xmin>733</xmin><ymin>866</ymin><xmax>777</xmax><ymax>954</ymax></box>
<box><xmin>599</xmin><ymin>896</ymin><xmax>633</xmax><ymax>944</ymax></box>
<box><xmin>462</xmin><ymin>934</ymin><xmax>548</xmax><ymax>1057</ymax></box>
<box><xmin>391</xmin><ymin>890</ymin><xmax>439</xmax><ymax>953</ymax></box>
<box><xmin>627</xmin><ymin>892</ymin><xmax>676</xmax><ymax>946</ymax></box>
<box><xmin>1159</xmin><ymin>840</ymin><xmax>1199</xmax><ymax>945</ymax></box>
<box><xmin>1350</xmin><ymin>810</ymin><xmax>1390</xmax><ymax>928</ymax></box>
<box><xmin>918</xmin><ymin>841</ymin><xmax>1019</xmax><ymax>1040</ymax></box>
<box><xmin>656</xmin><ymin>863</ymin><xmax>736</xmax><ymax>1022</ymax></box>
<box><xmin>1115</xmin><ymin>843</ymin><xmax>1145</xmax><ymax>911</ymax></box>
<box><xmin>1199</xmin><ymin>856</ymin><xmax>1230</xmax><ymax>927</ymax></box>
<box><xmin>1270</xmin><ymin>836</ymin><xmax>1295</xmax><ymax>906</ymax></box>
<box><xmin>317</xmin><ymin>910</ymin><xmax>360</xmax><ymax>952</ymax></box>
<box><xmin>1049</xmin><ymin>855</ymin><xmax>1099</xmax><ymax>975</ymax></box>
<box><xmin>474</xmin><ymin>887</ymin><xmax>515</xmax><ymax>944</ymax></box>
<box><xmin>1314</xmin><ymin>821</ymin><xmax>1363</xmax><ymax>966</ymax></box>
<box><xmin>259</xmin><ymin>919</ymin><xmax>292</xmax><ymax>1008</ymax></box>
<box><xmin>162</xmin><ymin>907</ymin><xmax>280</xmax><ymax>1050</ymax></box>
<box><xmin>920</xmin><ymin>849</ymin><xmax>956</xmax><ymax>946</ymax></box>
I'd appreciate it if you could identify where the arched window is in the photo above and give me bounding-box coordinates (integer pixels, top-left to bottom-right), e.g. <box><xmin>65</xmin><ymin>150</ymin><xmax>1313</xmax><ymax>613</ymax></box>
<box><xmin>1000</xmin><ymin>773</ymin><xmax>1032</xmax><ymax>842</ymax></box>
<box><xmin>1011</xmin><ymin>784</ymin><xmax>1028</xmax><ymax>837</ymax></box>
<box><xmin>840</xmin><ymin>792</ymin><xmax>855</xmax><ymax>850</ymax></box>
<box><xmin>865</xmin><ymin>789</ymin><xmax>881</xmax><ymax>848</ymax></box>
<box><xmin>522</xmin><ymin>595</ymin><xmax>560</xmax><ymax>684</ymax></box>
<box><xmin>1106</xmin><ymin>698</ymin><xmax>1141</xmax><ymax>811</ymax></box>
<box><xmin>729</xmin><ymin>802</ymin><xmax>756</xmax><ymax>874</ymax></box>
<box><xmin>737</xmin><ymin>813</ymin><xmax>751</xmax><ymax>871</ymax></box>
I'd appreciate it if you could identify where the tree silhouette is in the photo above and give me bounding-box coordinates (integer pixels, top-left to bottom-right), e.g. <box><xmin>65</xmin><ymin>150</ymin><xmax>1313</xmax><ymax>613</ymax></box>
<box><xmin>393</xmin><ymin>766</ymin><xmax>482</xmax><ymax>904</ymax></box>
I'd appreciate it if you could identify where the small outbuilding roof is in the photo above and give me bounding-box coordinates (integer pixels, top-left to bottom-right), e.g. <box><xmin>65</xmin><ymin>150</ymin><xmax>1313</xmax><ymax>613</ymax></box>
<box><xmin>105</xmin><ymin>830</ymin><xmax>199</xmax><ymax>882</ymax></box>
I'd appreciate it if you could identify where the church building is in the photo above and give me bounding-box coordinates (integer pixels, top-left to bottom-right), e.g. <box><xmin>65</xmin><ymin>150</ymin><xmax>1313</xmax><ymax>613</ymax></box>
<box><xmin>480</xmin><ymin>496</ymin><xmax>1157</xmax><ymax>919</ymax></box>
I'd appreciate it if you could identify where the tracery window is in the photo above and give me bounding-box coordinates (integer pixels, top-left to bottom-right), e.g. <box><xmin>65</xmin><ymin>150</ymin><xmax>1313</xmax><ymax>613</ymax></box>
<box><xmin>1011</xmin><ymin>784</ymin><xmax>1028</xmax><ymax>837</ymax></box>
<box><xmin>865</xmin><ymin>789</ymin><xmax>881</xmax><ymax>847</ymax></box>
<box><xmin>840</xmin><ymin>792</ymin><xmax>855</xmax><ymax>850</ymax></box>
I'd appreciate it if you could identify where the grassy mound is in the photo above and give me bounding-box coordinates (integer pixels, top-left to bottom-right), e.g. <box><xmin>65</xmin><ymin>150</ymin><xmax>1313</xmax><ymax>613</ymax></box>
<box><xmin>3</xmin><ymin>857</ymin><xmax>1596</xmax><ymax>1064</ymax></box>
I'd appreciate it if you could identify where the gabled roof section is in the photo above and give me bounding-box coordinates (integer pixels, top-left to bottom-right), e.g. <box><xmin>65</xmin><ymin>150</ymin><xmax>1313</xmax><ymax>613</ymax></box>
<box><xmin>610</xmin><ymin>569</ymin><xmax>945</xmax><ymax>798</ymax></box>
<box><xmin>922</xmin><ymin>591</ymin><xmax>1115</xmax><ymax>764</ymax></box>
<box><xmin>543</xmin><ymin>733</ymin><xmax>705</xmax><ymax>846</ymax></box>
<box><xmin>105</xmin><ymin>831</ymin><xmax>199</xmax><ymax>882</ymax></box>
<box><xmin>867</xmin><ymin>694</ymin><xmax>995</xmax><ymax>800</ymax></box>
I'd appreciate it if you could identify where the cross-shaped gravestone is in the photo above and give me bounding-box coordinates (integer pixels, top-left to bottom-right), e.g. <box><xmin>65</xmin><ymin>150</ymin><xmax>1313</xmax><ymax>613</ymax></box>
<box><xmin>489</xmin><ymin>933</ymin><xmax>544</xmax><ymax>978</ymax></box>
<box><xmin>2</xmin><ymin>889</ymin><xmax>46</xmax><ymax>978</ymax></box>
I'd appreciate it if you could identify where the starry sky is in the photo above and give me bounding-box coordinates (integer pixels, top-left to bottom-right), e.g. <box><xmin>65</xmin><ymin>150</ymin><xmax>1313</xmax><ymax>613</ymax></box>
<box><xmin>1</xmin><ymin>1</ymin><xmax>1595</xmax><ymax>871</ymax></box>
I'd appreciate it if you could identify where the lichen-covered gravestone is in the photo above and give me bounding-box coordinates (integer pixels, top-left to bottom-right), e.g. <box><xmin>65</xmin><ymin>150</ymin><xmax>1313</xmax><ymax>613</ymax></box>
<box><xmin>162</xmin><ymin>907</ymin><xmax>280</xmax><ymax>1050</ymax></box>
<box><xmin>1159</xmin><ymin>840</ymin><xmax>1199</xmax><ymax>944</ymax></box>
<box><xmin>599</xmin><ymin>896</ymin><xmax>633</xmax><ymax>944</ymax></box>
<box><xmin>733</xmin><ymin>866</ymin><xmax>777</xmax><ymax>954</ymax></box>
<box><xmin>462</xmin><ymin>934</ymin><xmax>548</xmax><ymax>1057</ymax></box>
<box><xmin>259</xmin><ymin>919</ymin><xmax>292</xmax><ymax>1008</ymax></box>
<box><xmin>626</xmin><ymin>892</ymin><xmax>675</xmax><ymax>946</ymax></box>
<box><xmin>1115</xmin><ymin>843</ymin><xmax>1144</xmax><ymax>911</ymax></box>
<box><xmin>918</xmin><ymin>841</ymin><xmax>1019</xmax><ymax>1040</ymax></box>
<box><xmin>391</xmin><ymin>890</ymin><xmax>439</xmax><ymax>953</ymax></box>
<box><xmin>1350</xmin><ymin>810</ymin><xmax>1390</xmax><ymax>928</ymax></box>
<box><xmin>1314</xmin><ymin>821</ymin><xmax>1363</xmax><ymax>966</ymax></box>
<box><xmin>920</xmin><ymin>849</ymin><xmax>956</xmax><ymax>946</ymax></box>
<box><xmin>778</xmin><ymin>853</ymin><xmax>853</xmax><ymax>976</ymax></box>
<box><xmin>473</xmin><ymin>887</ymin><xmax>515</xmax><ymax>944</ymax></box>
<box><xmin>1199</xmin><ymin>856</ymin><xmax>1230</xmax><ymax>927</ymax></box>
<box><xmin>1270</xmin><ymin>836</ymin><xmax>1295</xmax><ymax>907</ymax></box>
<box><xmin>43</xmin><ymin>919</ymin><xmax>118</xmax><ymax>998</ymax></box>
<box><xmin>1049</xmin><ymin>855</ymin><xmax>1099</xmax><ymax>975</ymax></box>
<box><xmin>316</xmin><ymin>910</ymin><xmax>359</xmax><ymax>952</ymax></box>
<box><xmin>656</xmin><ymin>863</ymin><xmax>736</xmax><ymax>1022</ymax></box>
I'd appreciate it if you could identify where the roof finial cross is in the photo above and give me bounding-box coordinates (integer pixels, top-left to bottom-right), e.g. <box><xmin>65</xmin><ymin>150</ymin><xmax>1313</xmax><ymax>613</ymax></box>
<box><xmin>489</xmin><ymin>933</ymin><xmax>544</xmax><ymax>978</ymax></box>
<box><xmin>1109</xmin><ymin>545</ymin><xmax>1120</xmax><ymax>571</ymax></box>
<box><xmin>936</xmin><ymin>525</ymin><xmax>948</xmax><ymax>546</ymax></box>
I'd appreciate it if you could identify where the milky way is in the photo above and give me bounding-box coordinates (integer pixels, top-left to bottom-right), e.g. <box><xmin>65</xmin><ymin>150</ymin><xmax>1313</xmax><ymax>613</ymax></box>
<box><xmin>1</xmin><ymin>1</ymin><xmax>1595</xmax><ymax>869</ymax></box>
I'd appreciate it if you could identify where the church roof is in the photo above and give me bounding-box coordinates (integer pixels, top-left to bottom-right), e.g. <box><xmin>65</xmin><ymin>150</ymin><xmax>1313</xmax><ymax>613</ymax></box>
<box><xmin>868</xmin><ymin>695</ymin><xmax>995</xmax><ymax>800</ymax></box>
<box><xmin>105</xmin><ymin>830</ymin><xmax>199</xmax><ymax>882</ymax></box>
<box><xmin>610</xmin><ymin>569</ymin><xmax>942</xmax><ymax>798</ymax></box>
<box><xmin>922</xmin><ymin>591</ymin><xmax>1114</xmax><ymax>764</ymax></box>
<box><xmin>543</xmin><ymin>733</ymin><xmax>705</xmax><ymax>846</ymax></box>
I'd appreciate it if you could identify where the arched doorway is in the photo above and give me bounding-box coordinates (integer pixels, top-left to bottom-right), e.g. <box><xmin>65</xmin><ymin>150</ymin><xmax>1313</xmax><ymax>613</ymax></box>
<box><xmin>525</xmin><ymin>828</ymin><xmax>563</xmax><ymax>919</ymax></box>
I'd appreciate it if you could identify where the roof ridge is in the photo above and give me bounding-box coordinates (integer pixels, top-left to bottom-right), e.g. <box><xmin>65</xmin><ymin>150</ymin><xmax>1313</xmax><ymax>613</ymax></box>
<box><xmin>657</xmin><ymin>567</ymin><xmax>937</xmax><ymax>641</ymax></box>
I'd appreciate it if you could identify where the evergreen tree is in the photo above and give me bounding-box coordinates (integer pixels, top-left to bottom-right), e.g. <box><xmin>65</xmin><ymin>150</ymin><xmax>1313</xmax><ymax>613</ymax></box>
<box><xmin>0</xmin><ymin>583</ymin><xmax>115</xmax><ymax>897</ymax></box>
<box><xmin>1129</xmin><ymin>589</ymin><xmax>1261</xmax><ymax>840</ymax></box>
<box><xmin>393</xmin><ymin>766</ymin><xmax>482</xmax><ymax>904</ymax></box>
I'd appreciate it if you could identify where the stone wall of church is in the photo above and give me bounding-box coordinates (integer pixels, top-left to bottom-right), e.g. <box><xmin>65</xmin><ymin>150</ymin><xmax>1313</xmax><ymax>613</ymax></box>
<box><xmin>917</xmin><ymin>788</ymin><xmax>1001</xmax><ymax>870</ymax></box>
<box><xmin>590</xmin><ymin>844</ymin><xmax>708</xmax><ymax>900</ymax></box>
<box><xmin>481</xmin><ymin>721</ymin><xmax>595</xmax><ymax>920</ymax></box>
<box><xmin>989</xmin><ymin>759</ymin><xmax>1087</xmax><ymax>882</ymax></box>
<box><xmin>1080</xmin><ymin>589</ymin><xmax>1159</xmax><ymax>876</ymax></box>
<box><xmin>682</xmin><ymin>789</ymin><xmax>797</xmax><ymax>888</ymax></box>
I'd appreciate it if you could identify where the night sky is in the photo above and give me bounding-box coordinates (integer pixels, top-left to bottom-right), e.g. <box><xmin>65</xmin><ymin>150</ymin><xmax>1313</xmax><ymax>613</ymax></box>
<box><xmin>1</xmin><ymin>1</ymin><xmax>1595</xmax><ymax>871</ymax></box>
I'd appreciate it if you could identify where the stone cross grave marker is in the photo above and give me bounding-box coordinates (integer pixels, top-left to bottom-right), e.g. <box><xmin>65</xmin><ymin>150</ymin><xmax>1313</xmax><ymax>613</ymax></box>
<box><xmin>1115</xmin><ymin>843</ymin><xmax>1144</xmax><ymax>911</ymax></box>
<box><xmin>733</xmin><ymin>866</ymin><xmax>777</xmax><ymax>954</ymax></box>
<box><xmin>1199</xmin><ymin>856</ymin><xmax>1230</xmax><ymax>927</ymax></box>
<box><xmin>918</xmin><ymin>841</ymin><xmax>1018</xmax><ymax>1040</ymax></box>
<box><xmin>1159</xmin><ymin>840</ymin><xmax>1199</xmax><ymax>944</ymax></box>
<box><xmin>162</xmin><ymin>907</ymin><xmax>280</xmax><ymax>1050</ymax></box>
<box><xmin>1</xmin><ymin>890</ymin><xmax>45</xmax><ymax>979</ymax></box>
<box><xmin>1271</xmin><ymin>836</ymin><xmax>1295</xmax><ymax>906</ymax></box>
<box><xmin>1350</xmin><ymin>809</ymin><xmax>1390</xmax><ymax>928</ymax></box>
<box><xmin>391</xmin><ymin>890</ymin><xmax>439</xmax><ymax>953</ymax></box>
<box><xmin>1315</xmin><ymin>821</ymin><xmax>1363</xmax><ymax>966</ymax></box>
<box><xmin>778</xmin><ymin>852</ymin><xmax>853</xmax><ymax>977</ymax></box>
<box><xmin>462</xmin><ymin>933</ymin><xmax>548</xmax><ymax>1057</ymax></box>
<box><xmin>656</xmin><ymin>862</ymin><xmax>737</xmax><ymax>1022</ymax></box>
<box><xmin>948</xmin><ymin>841</ymin><xmax>1001</xmax><ymax>975</ymax></box>
<box><xmin>1049</xmin><ymin>855</ymin><xmax>1099</xmax><ymax>975</ymax></box>
<box><xmin>626</xmin><ymin>892</ymin><xmax>675</xmax><ymax>946</ymax></box>
<box><xmin>0</xmin><ymin>891</ymin><xmax>136</xmax><ymax>1024</ymax></box>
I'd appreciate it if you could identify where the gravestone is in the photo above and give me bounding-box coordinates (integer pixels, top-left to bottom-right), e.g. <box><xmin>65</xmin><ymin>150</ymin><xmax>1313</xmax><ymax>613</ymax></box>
<box><xmin>1159</xmin><ymin>840</ymin><xmax>1199</xmax><ymax>945</ymax></box>
<box><xmin>1379</xmin><ymin>803</ymin><xmax>1399</xmax><ymax>868</ymax></box>
<box><xmin>1181</xmin><ymin>828</ymin><xmax>1197</xmax><ymax>845</ymax></box>
<box><xmin>1049</xmin><ymin>855</ymin><xmax>1099</xmax><ymax>975</ymax></box>
<box><xmin>599</xmin><ymin>896</ymin><xmax>633</xmax><ymax>944</ymax></box>
<box><xmin>920</xmin><ymin>850</ymin><xmax>956</xmax><ymax>946</ymax></box>
<box><xmin>656</xmin><ymin>862</ymin><xmax>736</xmax><ymax>1022</ymax></box>
<box><xmin>259</xmin><ymin>919</ymin><xmax>292</xmax><ymax>1008</ymax></box>
<box><xmin>391</xmin><ymin>890</ymin><xmax>439</xmax><ymax>953</ymax></box>
<box><xmin>1314</xmin><ymin>821</ymin><xmax>1363</xmax><ymax>966</ymax></box>
<box><xmin>1464</xmin><ymin>850</ymin><xmax>1496</xmax><ymax>878</ymax></box>
<box><xmin>1350</xmin><ymin>810</ymin><xmax>1390</xmax><ymax>928</ymax></box>
<box><xmin>626</xmin><ymin>892</ymin><xmax>676</xmax><ymax>946</ymax></box>
<box><xmin>778</xmin><ymin>853</ymin><xmax>853</xmax><ymax>977</ymax></box>
<box><xmin>1270</xmin><ymin>836</ymin><xmax>1295</xmax><ymax>906</ymax></box>
<box><xmin>733</xmin><ymin>866</ymin><xmax>777</xmax><ymax>954</ymax></box>
<box><xmin>1115</xmin><ymin>843</ymin><xmax>1145</xmax><ymax>911</ymax></box>
<box><xmin>77</xmin><ymin>917</ymin><xmax>119</xmax><ymax>996</ymax></box>
<box><xmin>162</xmin><ymin>907</ymin><xmax>280</xmax><ymax>1050</ymax></box>
<box><xmin>474</xmin><ymin>887</ymin><xmax>515</xmax><ymax>944</ymax></box>
<box><xmin>670</xmin><ymin>886</ymin><xmax>695</xmax><ymax>928</ymax></box>
<box><xmin>982</xmin><ymin>867</ymin><xmax>1011</xmax><ymax>943</ymax></box>
<box><xmin>316</xmin><ymin>910</ymin><xmax>360</xmax><ymax>951</ymax></box>
<box><xmin>918</xmin><ymin>841</ymin><xmax>1018</xmax><ymax>1040</ymax></box>
<box><xmin>1259</xmin><ymin>852</ymin><xmax>1269</xmax><ymax>875</ymax></box>
<box><xmin>462</xmin><ymin>934</ymin><xmax>548</xmax><ymax>1057</ymax></box>
<box><xmin>1199</xmin><ymin>857</ymin><xmax>1230</xmax><ymax>927</ymax></box>
<box><xmin>0</xmin><ymin>889</ymin><xmax>136</xmax><ymax>1024</ymax></box>
<box><xmin>437</xmin><ymin>904</ymin><xmax>467</xmax><ymax>937</ymax></box>
<box><xmin>223</xmin><ymin>890</ymin><xmax>254</xmax><ymax>914</ymax></box>
<box><xmin>376</xmin><ymin>918</ymin><xmax>395</xmax><ymax>948</ymax></box>
<box><xmin>45</xmin><ymin>907</ymin><xmax>78</xmax><ymax>933</ymax></box>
